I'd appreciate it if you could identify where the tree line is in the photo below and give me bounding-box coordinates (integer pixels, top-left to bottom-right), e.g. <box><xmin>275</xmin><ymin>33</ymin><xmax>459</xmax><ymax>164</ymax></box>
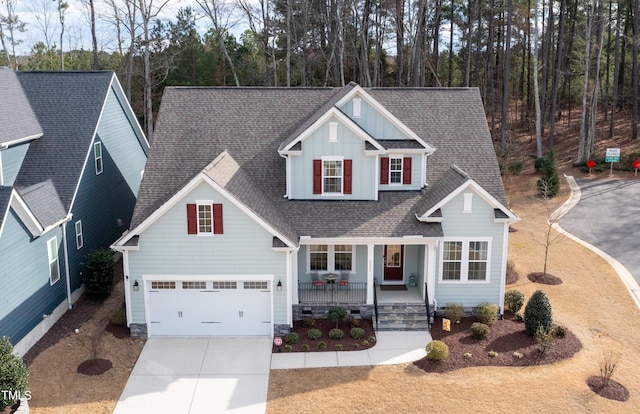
<box><xmin>1</xmin><ymin>0</ymin><xmax>638</xmax><ymax>160</ymax></box>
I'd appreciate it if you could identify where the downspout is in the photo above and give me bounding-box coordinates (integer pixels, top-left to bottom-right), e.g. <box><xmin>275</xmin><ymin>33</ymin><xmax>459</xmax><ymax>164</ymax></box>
<box><xmin>61</xmin><ymin>217</ymin><xmax>73</xmax><ymax>309</ymax></box>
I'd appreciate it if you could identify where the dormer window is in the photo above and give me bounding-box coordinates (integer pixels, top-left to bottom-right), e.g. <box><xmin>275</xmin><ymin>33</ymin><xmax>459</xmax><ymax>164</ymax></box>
<box><xmin>380</xmin><ymin>156</ymin><xmax>412</xmax><ymax>185</ymax></box>
<box><xmin>323</xmin><ymin>158</ymin><xmax>343</xmax><ymax>193</ymax></box>
<box><xmin>390</xmin><ymin>157</ymin><xmax>403</xmax><ymax>184</ymax></box>
<box><xmin>313</xmin><ymin>157</ymin><xmax>352</xmax><ymax>195</ymax></box>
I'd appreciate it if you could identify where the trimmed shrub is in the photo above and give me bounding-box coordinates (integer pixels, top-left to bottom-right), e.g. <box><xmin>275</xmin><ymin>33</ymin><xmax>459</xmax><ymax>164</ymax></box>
<box><xmin>317</xmin><ymin>341</ymin><xmax>327</xmax><ymax>350</ymax></box>
<box><xmin>524</xmin><ymin>290</ymin><xmax>553</xmax><ymax>336</ymax></box>
<box><xmin>82</xmin><ymin>249</ymin><xmax>115</xmax><ymax>299</ymax></box>
<box><xmin>0</xmin><ymin>337</ymin><xmax>28</xmax><ymax>411</ymax></box>
<box><xmin>327</xmin><ymin>307</ymin><xmax>348</xmax><ymax>328</ymax></box>
<box><xmin>284</xmin><ymin>344</ymin><xmax>292</xmax><ymax>351</ymax></box>
<box><xmin>307</xmin><ymin>328</ymin><xmax>322</xmax><ymax>340</ymax></box>
<box><xmin>535</xmin><ymin>326</ymin><xmax>555</xmax><ymax>353</ymax></box>
<box><xmin>504</xmin><ymin>289</ymin><xmax>525</xmax><ymax>314</ymax></box>
<box><xmin>444</xmin><ymin>302</ymin><xmax>464</xmax><ymax>323</ymax></box>
<box><xmin>475</xmin><ymin>302</ymin><xmax>499</xmax><ymax>325</ymax></box>
<box><xmin>349</xmin><ymin>318</ymin><xmax>361</xmax><ymax>328</ymax></box>
<box><xmin>301</xmin><ymin>344</ymin><xmax>310</xmax><ymax>351</ymax></box>
<box><xmin>368</xmin><ymin>336</ymin><xmax>377</xmax><ymax>343</ymax></box>
<box><xmin>470</xmin><ymin>322</ymin><xmax>490</xmax><ymax>339</ymax></box>
<box><xmin>335</xmin><ymin>344</ymin><xmax>343</xmax><ymax>350</ymax></box>
<box><xmin>362</xmin><ymin>340</ymin><xmax>370</xmax><ymax>346</ymax></box>
<box><xmin>328</xmin><ymin>328</ymin><xmax>344</xmax><ymax>340</ymax></box>
<box><xmin>302</xmin><ymin>316</ymin><xmax>315</xmax><ymax>328</ymax></box>
<box><xmin>284</xmin><ymin>332</ymin><xmax>299</xmax><ymax>344</ymax></box>
<box><xmin>350</xmin><ymin>327</ymin><xmax>365</xmax><ymax>339</ymax></box>
<box><xmin>425</xmin><ymin>340</ymin><xmax>449</xmax><ymax>361</ymax></box>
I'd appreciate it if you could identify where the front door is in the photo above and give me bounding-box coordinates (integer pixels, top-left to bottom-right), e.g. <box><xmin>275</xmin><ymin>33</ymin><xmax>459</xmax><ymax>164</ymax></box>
<box><xmin>383</xmin><ymin>245</ymin><xmax>404</xmax><ymax>282</ymax></box>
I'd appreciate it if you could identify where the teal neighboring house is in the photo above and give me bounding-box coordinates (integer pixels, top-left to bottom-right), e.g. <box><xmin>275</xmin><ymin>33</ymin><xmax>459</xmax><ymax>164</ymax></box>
<box><xmin>0</xmin><ymin>68</ymin><xmax>149</xmax><ymax>356</ymax></box>
<box><xmin>112</xmin><ymin>83</ymin><xmax>518</xmax><ymax>338</ymax></box>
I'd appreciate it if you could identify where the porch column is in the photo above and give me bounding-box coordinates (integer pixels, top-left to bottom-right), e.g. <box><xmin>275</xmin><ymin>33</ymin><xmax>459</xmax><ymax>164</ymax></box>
<box><xmin>291</xmin><ymin>250</ymin><xmax>298</xmax><ymax>305</ymax></box>
<box><xmin>426</xmin><ymin>242</ymin><xmax>436</xmax><ymax>308</ymax></box>
<box><xmin>366</xmin><ymin>244</ymin><xmax>374</xmax><ymax>304</ymax></box>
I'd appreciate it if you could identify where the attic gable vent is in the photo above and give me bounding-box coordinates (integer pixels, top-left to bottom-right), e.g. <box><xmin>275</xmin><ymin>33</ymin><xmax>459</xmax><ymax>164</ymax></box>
<box><xmin>353</xmin><ymin>98</ymin><xmax>361</xmax><ymax>118</ymax></box>
<box><xmin>329</xmin><ymin>122</ymin><xmax>338</xmax><ymax>142</ymax></box>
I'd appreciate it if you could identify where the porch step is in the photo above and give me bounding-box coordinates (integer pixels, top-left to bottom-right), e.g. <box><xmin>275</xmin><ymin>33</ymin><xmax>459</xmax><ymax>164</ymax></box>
<box><xmin>373</xmin><ymin>302</ymin><xmax>431</xmax><ymax>332</ymax></box>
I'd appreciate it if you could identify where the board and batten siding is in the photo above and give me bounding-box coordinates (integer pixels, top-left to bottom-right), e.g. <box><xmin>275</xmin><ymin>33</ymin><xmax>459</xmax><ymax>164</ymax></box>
<box><xmin>290</xmin><ymin>118</ymin><xmax>376</xmax><ymax>200</ymax></box>
<box><xmin>378</xmin><ymin>154</ymin><xmax>423</xmax><ymax>191</ymax></box>
<box><xmin>339</xmin><ymin>97</ymin><xmax>413</xmax><ymax>141</ymax></box>
<box><xmin>434</xmin><ymin>188</ymin><xmax>506</xmax><ymax>308</ymax></box>
<box><xmin>127</xmin><ymin>182</ymin><xmax>288</xmax><ymax>326</ymax></box>
<box><xmin>0</xmin><ymin>210</ymin><xmax>66</xmax><ymax>345</ymax></box>
<box><xmin>296</xmin><ymin>244</ymin><xmax>368</xmax><ymax>284</ymax></box>
<box><xmin>0</xmin><ymin>143</ymin><xmax>30</xmax><ymax>186</ymax></box>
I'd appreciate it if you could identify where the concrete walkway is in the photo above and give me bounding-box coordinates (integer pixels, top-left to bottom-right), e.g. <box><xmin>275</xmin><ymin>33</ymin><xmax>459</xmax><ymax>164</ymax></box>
<box><xmin>554</xmin><ymin>175</ymin><xmax>640</xmax><ymax>309</ymax></box>
<box><xmin>114</xmin><ymin>331</ymin><xmax>431</xmax><ymax>414</ymax></box>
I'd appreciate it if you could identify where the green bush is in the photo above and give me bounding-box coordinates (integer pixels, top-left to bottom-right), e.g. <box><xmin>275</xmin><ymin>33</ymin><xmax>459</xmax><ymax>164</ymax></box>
<box><xmin>82</xmin><ymin>249</ymin><xmax>115</xmax><ymax>299</ymax></box>
<box><xmin>301</xmin><ymin>344</ymin><xmax>310</xmax><ymax>351</ymax></box>
<box><xmin>552</xmin><ymin>324</ymin><xmax>567</xmax><ymax>339</ymax></box>
<box><xmin>535</xmin><ymin>325</ymin><xmax>555</xmax><ymax>353</ymax></box>
<box><xmin>349</xmin><ymin>318</ymin><xmax>361</xmax><ymax>328</ymax></box>
<box><xmin>536</xmin><ymin>150</ymin><xmax>560</xmax><ymax>198</ymax></box>
<box><xmin>515</xmin><ymin>312</ymin><xmax>524</xmax><ymax>322</ymax></box>
<box><xmin>302</xmin><ymin>316</ymin><xmax>315</xmax><ymax>328</ymax></box>
<box><xmin>318</xmin><ymin>341</ymin><xmax>327</xmax><ymax>350</ymax></box>
<box><xmin>284</xmin><ymin>332</ymin><xmax>299</xmax><ymax>344</ymax></box>
<box><xmin>350</xmin><ymin>327</ymin><xmax>365</xmax><ymax>339</ymax></box>
<box><xmin>335</xmin><ymin>344</ymin><xmax>343</xmax><ymax>350</ymax></box>
<box><xmin>444</xmin><ymin>302</ymin><xmax>464</xmax><ymax>322</ymax></box>
<box><xmin>504</xmin><ymin>289</ymin><xmax>525</xmax><ymax>314</ymax></box>
<box><xmin>524</xmin><ymin>290</ymin><xmax>553</xmax><ymax>336</ymax></box>
<box><xmin>307</xmin><ymin>328</ymin><xmax>322</xmax><ymax>340</ymax></box>
<box><xmin>328</xmin><ymin>328</ymin><xmax>344</xmax><ymax>340</ymax></box>
<box><xmin>0</xmin><ymin>337</ymin><xmax>28</xmax><ymax>411</ymax></box>
<box><xmin>475</xmin><ymin>302</ymin><xmax>498</xmax><ymax>325</ymax></box>
<box><xmin>470</xmin><ymin>322</ymin><xmax>490</xmax><ymax>339</ymax></box>
<box><xmin>425</xmin><ymin>340</ymin><xmax>449</xmax><ymax>361</ymax></box>
<box><xmin>508</xmin><ymin>161</ymin><xmax>524</xmax><ymax>175</ymax></box>
<box><xmin>327</xmin><ymin>307</ymin><xmax>348</xmax><ymax>328</ymax></box>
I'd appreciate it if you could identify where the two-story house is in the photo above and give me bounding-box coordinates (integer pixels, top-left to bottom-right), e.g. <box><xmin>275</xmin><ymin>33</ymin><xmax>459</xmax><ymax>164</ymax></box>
<box><xmin>0</xmin><ymin>68</ymin><xmax>148</xmax><ymax>355</ymax></box>
<box><xmin>112</xmin><ymin>83</ymin><xmax>518</xmax><ymax>338</ymax></box>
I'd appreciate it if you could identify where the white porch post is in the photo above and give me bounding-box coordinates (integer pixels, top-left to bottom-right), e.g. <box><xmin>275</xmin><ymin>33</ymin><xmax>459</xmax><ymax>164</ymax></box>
<box><xmin>289</xmin><ymin>250</ymin><xmax>298</xmax><ymax>326</ymax></box>
<box><xmin>367</xmin><ymin>244</ymin><xmax>374</xmax><ymax>304</ymax></box>
<box><xmin>427</xmin><ymin>242</ymin><xmax>436</xmax><ymax>308</ymax></box>
<box><xmin>122</xmin><ymin>250</ymin><xmax>132</xmax><ymax>327</ymax></box>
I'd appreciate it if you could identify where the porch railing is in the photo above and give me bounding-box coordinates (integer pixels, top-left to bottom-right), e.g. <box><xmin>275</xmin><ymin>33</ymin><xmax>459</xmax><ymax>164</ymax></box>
<box><xmin>298</xmin><ymin>282</ymin><xmax>367</xmax><ymax>304</ymax></box>
<box><xmin>424</xmin><ymin>282</ymin><xmax>430</xmax><ymax>331</ymax></box>
<box><xmin>373</xmin><ymin>279</ymin><xmax>379</xmax><ymax>331</ymax></box>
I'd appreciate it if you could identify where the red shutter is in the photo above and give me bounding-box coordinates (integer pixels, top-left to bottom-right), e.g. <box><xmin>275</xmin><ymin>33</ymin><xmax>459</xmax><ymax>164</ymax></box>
<box><xmin>380</xmin><ymin>157</ymin><xmax>389</xmax><ymax>184</ymax></box>
<box><xmin>344</xmin><ymin>159</ymin><xmax>352</xmax><ymax>194</ymax></box>
<box><xmin>213</xmin><ymin>203</ymin><xmax>224</xmax><ymax>234</ymax></box>
<box><xmin>403</xmin><ymin>157</ymin><xmax>412</xmax><ymax>184</ymax></box>
<box><xmin>186</xmin><ymin>204</ymin><xmax>197</xmax><ymax>234</ymax></box>
<box><xmin>313</xmin><ymin>159</ymin><xmax>322</xmax><ymax>194</ymax></box>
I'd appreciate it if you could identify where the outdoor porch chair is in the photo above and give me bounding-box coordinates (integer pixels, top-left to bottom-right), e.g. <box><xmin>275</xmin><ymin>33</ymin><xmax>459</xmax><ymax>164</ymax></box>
<box><xmin>338</xmin><ymin>271</ymin><xmax>350</xmax><ymax>289</ymax></box>
<box><xmin>310</xmin><ymin>271</ymin><xmax>325</xmax><ymax>289</ymax></box>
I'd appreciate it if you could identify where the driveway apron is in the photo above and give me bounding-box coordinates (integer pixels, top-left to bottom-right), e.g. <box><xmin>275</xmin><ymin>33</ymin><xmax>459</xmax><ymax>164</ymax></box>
<box><xmin>559</xmin><ymin>178</ymin><xmax>640</xmax><ymax>287</ymax></box>
<box><xmin>114</xmin><ymin>337</ymin><xmax>272</xmax><ymax>414</ymax></box>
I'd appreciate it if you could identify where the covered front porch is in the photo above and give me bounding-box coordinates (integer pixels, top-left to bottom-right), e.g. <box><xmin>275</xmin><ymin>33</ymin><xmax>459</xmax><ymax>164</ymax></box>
<box><xmin>297</xmin><ymin>282</ymin><xmax>423</xmax><ymax>304</ymax></box>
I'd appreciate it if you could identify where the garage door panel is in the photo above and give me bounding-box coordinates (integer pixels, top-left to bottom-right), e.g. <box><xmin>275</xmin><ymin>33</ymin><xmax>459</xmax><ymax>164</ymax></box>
<box><xmin>147</xmin><ymin>279</ymin><xmax>271</xmax><ymax>336</ymax></box>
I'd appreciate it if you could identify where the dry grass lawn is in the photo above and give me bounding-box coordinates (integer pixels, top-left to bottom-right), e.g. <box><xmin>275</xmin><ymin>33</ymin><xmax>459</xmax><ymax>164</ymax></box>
<box><xmin>266</xmin><ymin>172</ymin><xmax>640</xmax><ymax>413</ymax></box>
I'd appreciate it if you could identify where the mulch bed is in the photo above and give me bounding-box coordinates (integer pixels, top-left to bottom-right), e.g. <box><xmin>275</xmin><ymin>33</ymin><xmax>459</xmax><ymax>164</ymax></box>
<box><xmin>414</xmin><ymin>315</ymin><xmax>582</xmax><ymax>373</ymax></box>
<box><xmin>586</xmin><ymin>376</ymin><xmax>630</xmax><ymax>402</ymax></box>
<box><xmin>77</xmin><ymin>358</ymin><xmax>113</xmax><ymax>375</ymax></box>
<box><xmin>272</xmin><ymin>318</ymin><xmax>376</xmax><ymax>353</ymax></box>
<box><xmin>528</xmin><ymin>272</ymin><xmax>563</xmax><ymax>285</ymax></box>
<box><xmin>506</xmin><ymin>269</ymin><xmax>520</xmax><ymax>285</ymax></box>
<box><xmin>105</xmin><ymin>323</ymin><xmax>130</xmax><ymax>339</ymax></box>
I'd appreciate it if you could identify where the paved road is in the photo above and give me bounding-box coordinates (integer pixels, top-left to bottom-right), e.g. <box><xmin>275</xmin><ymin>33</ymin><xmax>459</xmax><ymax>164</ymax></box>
<box><xmin>559</xmin><ymin>178</ymin><xmax>640</xmax><ymax>287</ymax></box>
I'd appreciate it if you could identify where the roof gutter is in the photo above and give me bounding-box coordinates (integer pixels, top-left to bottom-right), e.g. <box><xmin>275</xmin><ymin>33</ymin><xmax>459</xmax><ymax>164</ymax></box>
<box><xmin>0</xmin><ymin>133</ymin><xmax>43</xmax><ymax>149</ymax></box>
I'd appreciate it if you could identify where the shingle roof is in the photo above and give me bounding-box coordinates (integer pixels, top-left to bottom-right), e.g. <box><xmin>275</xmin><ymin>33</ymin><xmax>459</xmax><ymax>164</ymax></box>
<box><xmin>0</xmin><ymin>68</ymin><xmax>42</xmax><ymax>145</ymax></box>
<box><xmin>131</xmin><ymin>85</ymin><xmax>507</xmax><ymax>241</ymax></box>
<box><xmin>14</xmin><ymin>71</ymin><xmax>114</xmax><ymax>227</ymax></box>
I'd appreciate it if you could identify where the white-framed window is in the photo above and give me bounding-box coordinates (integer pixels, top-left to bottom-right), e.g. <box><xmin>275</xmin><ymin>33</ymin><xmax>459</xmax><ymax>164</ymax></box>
<box><xmin>323</xmin><ymin>158</ymin><xmax>343</xmax><ymax>194</ymax></box>
<box><xmin>197</xmin><ymin>202</ymin><xmax>213</xmax><ymax>234</ymax></box>
<box><xmin>440</xmin><ymin>239</ymin><xmax>490</xmax><ymax>282</ymax></box>
<box><xmin>47</xmin><ymin>237</ymin><xmax>60</xmax><ymax>285</ymax></box>
<box><xmin>75</xmin><ymin>220</ymin><xmax>83</xmax><ymax>249</ymax></box>
<box><xmin>308</xmin><ymin>244</ymin><xmax>354</xmax><ymax>272</ymax></box>
<box><xmin>389</xmin><ymin>157</ymin><xmax>403</xmax><ymax>184</ymax></box>
<box><xmin>94</xmin><ymin>142</ymin><xmax>103</xmax><ymax>175</ymax></box>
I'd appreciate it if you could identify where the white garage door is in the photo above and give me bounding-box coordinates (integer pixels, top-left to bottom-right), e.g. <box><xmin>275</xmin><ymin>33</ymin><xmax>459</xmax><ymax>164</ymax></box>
<box><xmin>147</xmin><ymin>279</ymin><xmax>272</xmax><ymax>336</ymax></box>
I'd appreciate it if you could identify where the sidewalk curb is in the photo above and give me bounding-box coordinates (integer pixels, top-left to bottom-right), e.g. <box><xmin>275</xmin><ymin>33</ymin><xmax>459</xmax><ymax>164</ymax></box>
<box><xmin>551</xmin><ymin>175</ymin><xmax>640</xmax><ymax>310</ymax></box>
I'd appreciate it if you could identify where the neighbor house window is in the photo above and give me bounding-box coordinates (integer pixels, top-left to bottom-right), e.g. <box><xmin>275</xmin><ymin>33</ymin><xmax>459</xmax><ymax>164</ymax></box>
<box><xmin>75</xmin><ymin>220</ymin><xmax>83</xmax><ymax>249</ymax></box>
<box><xmin>323</xmin><ymin>159</ymin><xmax>343</xmax><ymax>194</ymax></box>
<box><xmin>309</xmin><ymin>245</ymin><xmax>355</xmax><ymax>272</ymax></box>
<box><xmin>94</xmin><ymin>142</ymin><xmax>103</xmax><ymax>175</ymax></box>
<box><xmin>198</xmin><ymin>203</ymin><xmax>213</xmax><ymax>234</ymax></box>
<box><xmin>441</xmin><ymin>240</ymin><xmax>490</xmax><ymax>282</ymax></box>
<box><xmin>47</xmin><ymin>237</ymin><xmax>60</xmax><ymax>285</ymax></box>
<box><xmin>389</xmin><ymin>157</ymin><xmax>403</xmax><ymax>184</ymax></box>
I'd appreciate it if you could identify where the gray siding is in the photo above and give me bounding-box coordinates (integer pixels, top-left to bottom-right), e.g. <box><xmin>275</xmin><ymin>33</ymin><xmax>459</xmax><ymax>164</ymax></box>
<box><xmin>434</xmin><ymin>189</ymin><xmax>505</xmax><ymax>308</ymax></box>
<box><xmin>128</xmin><ymin>182</ymin><xmax>288</xmax><ymax>325</ymax></box>
<box><xmin>1</xmin><ymin>143</ymin><xmax>30</xmax><ymax>186</ymax></box>
<box><xmin>290</xmin><ymin>118</ymin><xmax>376</xmax><ymax>200</ymax></box>
<box><xmin>378</xmin><ymin>154</ymin><xmax>423</xmax><ymax>191</ymax></box>
<box><xmin>0</xmin><ymin>210</ymin><xmax>66</xmax><ymax>345</ymax></box>
<box><xmin>339</xmin><ymin>96</ymin><xmax>412</xmax><ymax>141</ymax></box>
<box><xmin>295</xmin><ymin>244</ymin><xmax>368</xmax><ymax>284</ymax></box>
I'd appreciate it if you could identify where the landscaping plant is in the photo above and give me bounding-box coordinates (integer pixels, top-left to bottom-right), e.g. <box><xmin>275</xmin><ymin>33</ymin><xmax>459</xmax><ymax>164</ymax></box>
<box><xmin>470</xmin><ymin>322</ymin><xmax>490</xmax><ymax>339</ymax></box>
<box><xmin>284</xmin><ymin>332</ymin><xmax>299</xmax><ymax>344</ymax></box>
<box><xmin>0</xmin><ymin>337</ymin><xmax>28</xmax><ymax>411</ymax></box>
<box><xmin>475</xmin><ymin>302</ymin><xmax>499</xmax><ymax>324</ymax></box>
<box><xmin>524</xmin><ymin>290</ymin><xmax>553</xmax><ymax>336</ymax></box>
<box><xmin>425</xmin><ymin>340</ymin><xmax>449</xmax><ymax>361</ymax></box>
<box><xmin>327</xmin><ymin>307</ymin><xmax>348</xmax><ymax>329</ymax></box>
<box><xmin>504</xmin><ymin>289</ymin><xmax>525</xmax><ymax>314</ymax></box>
<box><xmin>350</xmin><ymin>327</ymin><xmax>365</xmax><ymax>339</ymax></box>
<box><xmin>444</xmin><ymin>302</ymin><xmax>464</xmax><ymax>323</ymax></box>
<box><xmin>82</xmin><ymin>248</ymin><xmax>115</xmax><ymax>299</ymax></box>
<box><xmin>599</xmin><ymin>351</ymin><xmax>621</xmax><ymax>387</ymax></box>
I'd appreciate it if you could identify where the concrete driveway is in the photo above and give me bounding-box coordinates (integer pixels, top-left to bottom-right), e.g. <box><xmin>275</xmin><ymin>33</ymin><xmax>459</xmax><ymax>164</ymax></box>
<box><xmin>557</xmin><ymin>177</ymin><xmax>640</xmax><ymax>306</ymax></box>
<box><xmin>113</xmin><ymin>337</ymin><xmax>272</xmax><ymax>414</ymax></box>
